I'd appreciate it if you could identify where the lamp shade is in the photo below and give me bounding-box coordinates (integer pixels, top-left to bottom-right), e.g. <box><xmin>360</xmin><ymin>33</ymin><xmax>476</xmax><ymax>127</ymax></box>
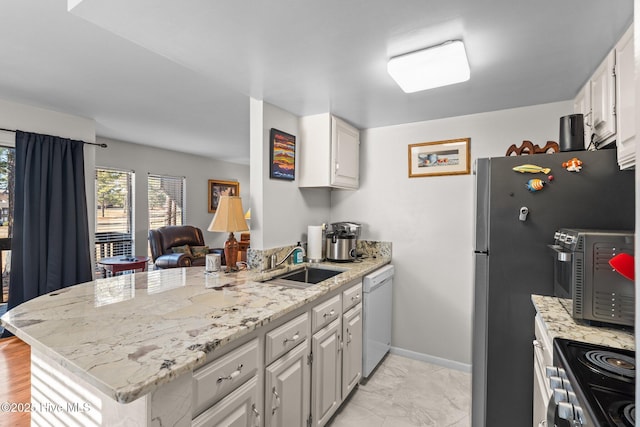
<box><xmin>208</xmin><ymin>196</ymin><xmax>249</xmax><ymax>233</ymax></box>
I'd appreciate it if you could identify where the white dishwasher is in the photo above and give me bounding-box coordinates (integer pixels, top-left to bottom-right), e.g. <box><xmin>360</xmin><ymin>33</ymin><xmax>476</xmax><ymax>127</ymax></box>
<box><xmin>362</xmin><ymin>264</ymin><xmax>394</xmax><ymax>379</ymax></box>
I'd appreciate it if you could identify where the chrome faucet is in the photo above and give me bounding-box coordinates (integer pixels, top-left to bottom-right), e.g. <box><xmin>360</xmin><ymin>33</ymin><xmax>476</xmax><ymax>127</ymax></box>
<box><xmin>273</xmin><ymin>244</ymin><xmax>306</xmax><ymax>268</ymax></box>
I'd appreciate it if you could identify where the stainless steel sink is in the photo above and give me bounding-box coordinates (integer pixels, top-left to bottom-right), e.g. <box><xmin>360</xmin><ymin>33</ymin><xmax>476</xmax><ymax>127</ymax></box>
<box><xmin>266</xmin><ymin>266</ymin><xmax>346</xmax><ymax>289</ymax></box>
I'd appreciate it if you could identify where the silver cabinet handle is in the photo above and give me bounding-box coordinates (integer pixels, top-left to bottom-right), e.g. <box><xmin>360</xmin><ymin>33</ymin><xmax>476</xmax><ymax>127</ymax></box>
<box><xmin>323</xmin><ymin>309</ymin><xmax>336</xmax><ymax>318</ymax></box>
<box><xmin>533</xmin><ymin>339</ymin><xmax>543</xmax><ymax>350</ymax></box>
<box><xmin>271</xmin><ymin>387</ymin><xmax>281</xmax><ymax>415</ymax></box>
<box><xmin>346</xmin><ymin>328</ymin><xmax>352</xmax><ymax>344</ymax></box>
<box><xmin>351</xmin><ymin>294</ymin><xmax>360</xmax><ymax>301</ymax></box>
<box><xmin>283</xmin><ymin>331</ymin><xmax>300</xmax><ymax>345</ymax></box>
<box><xmin>252</xmin><ymin>404</ymin><xmax>261</xmax><ymax>427</ymax></box>
<box><xmin>216</xmin><ymin>363</ymin><xmax>243</xmax><ymax>383</ymax></box>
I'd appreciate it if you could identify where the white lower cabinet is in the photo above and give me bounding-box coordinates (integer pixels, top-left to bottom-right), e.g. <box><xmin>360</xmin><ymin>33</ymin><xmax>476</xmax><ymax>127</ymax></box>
<box><xmin>311</xmin><ymin>318</ymin><xmax>342</xmax><ymax>427</ymax></box>
<box><xmin>532</xmin><ymin>314</ymin><xmax>553</xmax><ymax>427</ymax></box>
<box><xmin>191</xmin><ymin>278</ymin><xmax>366</xmax><ymax>427</ymax></box>
<box><xmin>342</xmin><ymin>303</ymin><xmax>362</xmax><ymax>397</ymax></box>
<box><xmin>192</xmin><ymin>376</ymin><xmax>260</xmax><ymax>427</ymax></box>
<box><xmin>265</xmin><ymin>339</ymin><xmax>310</xmax><ymax>427</ymax></box>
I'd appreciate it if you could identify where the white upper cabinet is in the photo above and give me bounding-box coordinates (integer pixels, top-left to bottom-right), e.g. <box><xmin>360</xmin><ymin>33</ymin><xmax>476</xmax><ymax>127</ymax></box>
<box><xmin>573</xmin><ymin>25</ymin><xmax>635</xmax><ymax>169</ymax></box>
<box><xmin>591</xmin><ymin>50</ymin><xmax>617</xmax><ymax>146</ymax></box>
<box><xmin>615</xmin><ymin>26</ymin><xmax>635</xmax><ymax>169</ymax></box>
<box><xmin>573</xmin><ymin>81</ymin><xmax>592</xmax><ymax>149</ymax></box>
<box><xmin>299</xmin><ymin>113</ymin><xmax>360</xmax><ymax>189</ymax></box>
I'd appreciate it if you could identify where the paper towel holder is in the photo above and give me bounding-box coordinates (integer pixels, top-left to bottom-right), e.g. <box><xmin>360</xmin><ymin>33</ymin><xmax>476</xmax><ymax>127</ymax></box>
<box><xmin>307</xmin><ymin>224</ymin><xmax>326</xmax><ymax>263</ymax></box>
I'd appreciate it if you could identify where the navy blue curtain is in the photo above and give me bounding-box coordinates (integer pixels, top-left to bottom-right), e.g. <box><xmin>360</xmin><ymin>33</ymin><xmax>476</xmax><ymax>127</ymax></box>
<box><xmin>5</xmin><ymin>131</ymin><xmax>92</xmax><ymax>312</ymax></box>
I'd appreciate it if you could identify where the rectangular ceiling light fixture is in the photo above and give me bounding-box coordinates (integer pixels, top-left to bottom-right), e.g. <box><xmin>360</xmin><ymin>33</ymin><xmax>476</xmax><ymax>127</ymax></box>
<box><xmin>387</xmin><ymin>40</ymin><xmax>470</xmax><ymax>93</ymax></box>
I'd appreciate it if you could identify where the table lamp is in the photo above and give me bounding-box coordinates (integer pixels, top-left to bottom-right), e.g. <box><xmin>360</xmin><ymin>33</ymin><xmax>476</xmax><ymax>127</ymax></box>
<box><xmin>208</xmin><ymin>196</ymin><xmax>249</xmax><ymax>272</ymax></box>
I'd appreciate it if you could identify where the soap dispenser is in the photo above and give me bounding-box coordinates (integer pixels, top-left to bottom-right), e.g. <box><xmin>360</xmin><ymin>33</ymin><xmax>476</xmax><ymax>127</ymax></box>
<box><xmin>293</xmin><ymin>242</ymin><xmax>304</xmax><ymax>264</ymax></box>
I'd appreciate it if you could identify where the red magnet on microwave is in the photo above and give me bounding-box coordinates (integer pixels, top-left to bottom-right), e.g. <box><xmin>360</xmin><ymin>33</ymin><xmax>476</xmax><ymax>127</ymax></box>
<box><xmin>609</xmin><ymin>253</ymin><xmax>634</xmax><ymax>281</ymax></box>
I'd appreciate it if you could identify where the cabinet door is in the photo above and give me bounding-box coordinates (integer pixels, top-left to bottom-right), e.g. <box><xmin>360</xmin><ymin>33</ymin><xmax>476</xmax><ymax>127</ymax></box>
<box><xmin>331</xmin><ymin>116</ymin><xmax>360</xmax><ymax>189</ymax></box>
<box><xmin>342</xmin><ymin>303</ymin><xmax>362</xmax><ymax>398</ymax></box>
<box><xmin>573</xmin><ymin>81</ymin><xmax>592</xmax><ymax>148</ymax></box>
<box><xmin>615</xmin><ymin>26</ymin><xmax>635</xmax><ymax>169</ymax></box>
<box><xmin>532</xmin><ymin>315</ymin><xmax>552</xmax><ymax>427</ymax></box>
<box><xmin>265</xmin><ymin>340</ymin><xmax>310</xmax><ymax>427</ymax></box>
<box><xmin>192</xmin><ymin>376</ymin><xmax>260</xmax><ymax>427</ymax></box>
<box><xmin>311</xmin><ymin>318</ymin><xmax>342</xmax><ymax>427</ymax></box>
<box><xmin>591</xmin><ymin>51</ymin><xmax>616</xmax><ymax>145</ymax></box>
<box><xmin>532</xmin><ymin>354</ymin><xmax>550</xmax><ymax>427</ymax></box>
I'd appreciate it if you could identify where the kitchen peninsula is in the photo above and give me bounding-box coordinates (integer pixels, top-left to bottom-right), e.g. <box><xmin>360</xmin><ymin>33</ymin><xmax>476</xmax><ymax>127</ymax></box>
<box><xmin>1</xmin><ymin>254</ymin><xmax>390</xmax><ymax>426</ymax></box>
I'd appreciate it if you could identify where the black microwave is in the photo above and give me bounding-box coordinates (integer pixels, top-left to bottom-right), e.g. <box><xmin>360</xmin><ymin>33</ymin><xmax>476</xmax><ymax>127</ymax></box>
<box><xmin>549</xmin><ymin>228</ymin><xmax>635</xmax><ymax>327</ymax></box>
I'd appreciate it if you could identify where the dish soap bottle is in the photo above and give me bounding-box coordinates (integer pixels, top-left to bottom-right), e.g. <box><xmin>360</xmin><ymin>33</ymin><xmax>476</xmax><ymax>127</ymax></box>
<box><xmin>293</xmin><ymin>242</ymin><xmax>304</xmax><ymax>264</ymax></box>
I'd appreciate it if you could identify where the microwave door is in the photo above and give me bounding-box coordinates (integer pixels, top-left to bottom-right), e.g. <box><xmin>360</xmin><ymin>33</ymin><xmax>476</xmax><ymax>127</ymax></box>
<box><xmin>549</xmin><ymin>245</ymin><xmax>572</xmax><ymax>299</ymax></box>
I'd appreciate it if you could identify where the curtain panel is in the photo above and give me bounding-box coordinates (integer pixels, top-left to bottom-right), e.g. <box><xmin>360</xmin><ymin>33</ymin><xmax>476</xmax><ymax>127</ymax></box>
<box><xmin>6</xmin><ymin>131</ymin><xmax>92</xmax><ymax>313</ymax></box>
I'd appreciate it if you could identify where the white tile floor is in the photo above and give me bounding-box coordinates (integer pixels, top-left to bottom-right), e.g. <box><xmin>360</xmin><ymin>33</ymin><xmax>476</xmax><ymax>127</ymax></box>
<box><xmin>328</xmin><ymin>353</ymin><xmax>471</xmax><ymax>427</ymax></box>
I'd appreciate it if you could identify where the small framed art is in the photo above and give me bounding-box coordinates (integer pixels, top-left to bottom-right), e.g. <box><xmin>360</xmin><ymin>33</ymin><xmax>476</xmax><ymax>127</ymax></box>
<box><xmin>208</xmin><ymin>179</ymin><xmax>240</xmax><ymax>213</ymax></box>
<box><xmin>408</xmin><ymin>138</ymin><xmax>470</xmax><ymax>178</ymax></box>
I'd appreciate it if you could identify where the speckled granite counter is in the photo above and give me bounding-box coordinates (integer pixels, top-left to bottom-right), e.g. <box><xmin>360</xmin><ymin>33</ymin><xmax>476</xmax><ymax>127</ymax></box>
<box><xmin>0</xmin><ymin>257</ymin><xmax>390</xmax><ymax>404</ymax></box>
<box><xmin>531</xmin><ymin>294</ymin><xmax>634</xmax><ymax>351</ymax></box>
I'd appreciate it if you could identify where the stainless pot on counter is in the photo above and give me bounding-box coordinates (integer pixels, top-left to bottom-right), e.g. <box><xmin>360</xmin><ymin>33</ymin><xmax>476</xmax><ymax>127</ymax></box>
<box><xmin>325</xmin><ymin>231</ymin><xmax>358</xmax><ymax>262</ymax></box>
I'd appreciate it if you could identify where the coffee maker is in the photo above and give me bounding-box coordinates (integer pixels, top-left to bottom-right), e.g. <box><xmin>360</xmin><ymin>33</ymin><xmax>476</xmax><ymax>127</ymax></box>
<box><xmin>326</xmin><ymin>222</ymin><xmax>361</xmax><ymax>262</ymax></box>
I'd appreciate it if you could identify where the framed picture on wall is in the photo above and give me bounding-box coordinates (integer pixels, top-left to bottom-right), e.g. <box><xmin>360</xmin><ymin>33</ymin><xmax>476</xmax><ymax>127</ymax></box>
<box><xmin>208</xmin><ymin>179</ymin><xmax>240</xmax><ymax>213</ymax></box>
<box><xmin>408</xmin><ymin>138</ymin><xmax>471</xmax><ymax>178</ymax></box>
<box><xmin>269</xmin><ymin>128</ymin><xmax>296</xmax><ymax>180</ymax></box>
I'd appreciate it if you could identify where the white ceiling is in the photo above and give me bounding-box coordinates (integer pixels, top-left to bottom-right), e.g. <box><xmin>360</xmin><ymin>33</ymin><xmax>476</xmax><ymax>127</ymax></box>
<box><xmin>0</xmin><ymin>0</ymin><xmax>633</xmax><ymax>164</ymax></box>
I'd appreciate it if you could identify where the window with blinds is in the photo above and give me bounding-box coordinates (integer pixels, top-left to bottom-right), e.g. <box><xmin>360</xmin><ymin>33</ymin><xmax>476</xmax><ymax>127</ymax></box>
<box><xmin>148</xmin><ymin>174</ymin><xmax>185</xmax><ymax>229</ymax></box>
<box><xmin>94</xmin><ymin>168</ymin><xmax>134</xmax><ymax>264</ymax></box>
<box><xmin>0</xmin><ymin>141</ymin><xmax>14</xmax><ymax>305</ymax></box>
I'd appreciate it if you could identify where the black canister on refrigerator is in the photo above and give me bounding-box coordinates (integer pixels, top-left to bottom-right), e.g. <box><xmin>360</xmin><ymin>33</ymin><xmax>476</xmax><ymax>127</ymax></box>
<box><xmin>559</xmin><ymin>114</ymin><xmax>585</xmax><ymax>151</ymax></box>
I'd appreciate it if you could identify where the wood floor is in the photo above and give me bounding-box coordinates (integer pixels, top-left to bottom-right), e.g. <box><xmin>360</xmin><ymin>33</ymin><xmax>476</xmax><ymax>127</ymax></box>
<box><xmin>0</xmin><ymin>337</ymin><xmax>30</xmax><ymax>427</ymax></box>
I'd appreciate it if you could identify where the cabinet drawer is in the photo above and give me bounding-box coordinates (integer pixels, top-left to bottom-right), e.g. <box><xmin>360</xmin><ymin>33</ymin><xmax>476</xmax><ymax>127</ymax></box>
<box><xmin>192</xmin><ymin>338</ymin><xmax>259</xmax><ymax>417</ymax></box>
<box><xmin>265</xmin><ymin>313</ymin><xmax>309</xmax><ymax>365</ymax></box>
<box><xmin>534</xmin><ymin>314</ymin><xmax>553</xmax><ymax>368</ymax></box>
<box><xmin>192</xmin><ymin>375</ymin><xmax>259</xmax><ymax>427</ymax></box>
<box><xmin>342</xmin><ymin>282</ymin><xmax>362</xmax><ymax>312</ymax></box>
<box><xmin>312</xmin><ymin>294</ymin><xmax>341</xmax><ymax>333</ymax></box>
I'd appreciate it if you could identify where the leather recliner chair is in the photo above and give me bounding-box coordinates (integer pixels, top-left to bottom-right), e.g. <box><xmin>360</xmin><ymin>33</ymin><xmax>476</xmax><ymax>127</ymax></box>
<box><xmin>148</xmin><ymin>225</ymin><xmax>224</xmax><ymax>269</ymax></box>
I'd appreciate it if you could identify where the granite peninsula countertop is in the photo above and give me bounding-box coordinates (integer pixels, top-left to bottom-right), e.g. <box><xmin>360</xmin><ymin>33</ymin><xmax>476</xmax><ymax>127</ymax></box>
<box><xmin>531</xmin><ymin>294</ymin><xmax>635</xmax><ymax>351</ymax></box>
<box><xmin>0</xmin><ymin>257</ymin><xmax>390</xmax><ymax>404</ymax></box>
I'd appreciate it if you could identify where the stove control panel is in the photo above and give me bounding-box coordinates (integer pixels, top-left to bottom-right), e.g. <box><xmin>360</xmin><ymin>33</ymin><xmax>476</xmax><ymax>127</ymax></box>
<box><xmin>546</xmin><ymin>366</ymin><xmax>586</xmax><ymax>426</ymax></box>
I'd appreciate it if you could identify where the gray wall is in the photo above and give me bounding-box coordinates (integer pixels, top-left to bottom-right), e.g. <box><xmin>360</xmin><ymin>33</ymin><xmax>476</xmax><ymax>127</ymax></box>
<box><xmin>250</xmin><ymin>99</ymin><xmax>331</xmax><ymax>251</ymax></box>
<box><xmin>330</xmin><ymin>101</ymin><xmax>573</xmax><ymax>367</ymax></box>
<box><xmin>95</xmin><ymin>137</ymin><xmax>250</xmax><ymax>254</ymax></box>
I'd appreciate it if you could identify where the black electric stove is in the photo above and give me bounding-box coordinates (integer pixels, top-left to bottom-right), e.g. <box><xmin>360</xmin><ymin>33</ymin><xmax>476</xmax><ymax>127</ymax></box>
<box><xmin>551</xmin><ymin>338</ymin><xmax>635</xmax><ymax>426</ymax></box>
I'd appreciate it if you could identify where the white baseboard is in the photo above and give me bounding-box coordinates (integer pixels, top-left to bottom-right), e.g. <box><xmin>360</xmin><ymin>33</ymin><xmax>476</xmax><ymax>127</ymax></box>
<box><xmin>390</xmin><ymin>346</ymin><xmax>472</xmax><ymax>373</ymax></box>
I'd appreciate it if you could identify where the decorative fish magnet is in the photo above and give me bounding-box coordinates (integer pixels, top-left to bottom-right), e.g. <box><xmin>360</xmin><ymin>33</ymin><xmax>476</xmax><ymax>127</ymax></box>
<box><xmin>513</xmin><ymin>164</ymin><xmax>551</xmax><ymax>174</ymax></box>
<box><xmin>562</xmin><ymin>157</ymin><xmax>583</xmax><ymax>172</ymax></box>
<box><xmin>526</xmin><ymin>178</ymin><xmax>546</xmax><ymax>192</ymax></box>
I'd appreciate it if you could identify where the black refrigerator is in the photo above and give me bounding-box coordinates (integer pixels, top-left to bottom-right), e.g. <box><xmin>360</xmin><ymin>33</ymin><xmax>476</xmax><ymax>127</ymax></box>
<box><xmin>471</xmin><ymin>149</ymin><xmax>635</xmax><ymax>427</ymax></box>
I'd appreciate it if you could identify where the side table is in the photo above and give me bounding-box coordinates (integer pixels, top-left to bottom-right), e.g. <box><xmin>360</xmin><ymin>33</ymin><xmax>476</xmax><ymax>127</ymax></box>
<box><xmin>98</xmin><ymin>256</ymin><xmax>149</xmax><ymax>277</ymax></box>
